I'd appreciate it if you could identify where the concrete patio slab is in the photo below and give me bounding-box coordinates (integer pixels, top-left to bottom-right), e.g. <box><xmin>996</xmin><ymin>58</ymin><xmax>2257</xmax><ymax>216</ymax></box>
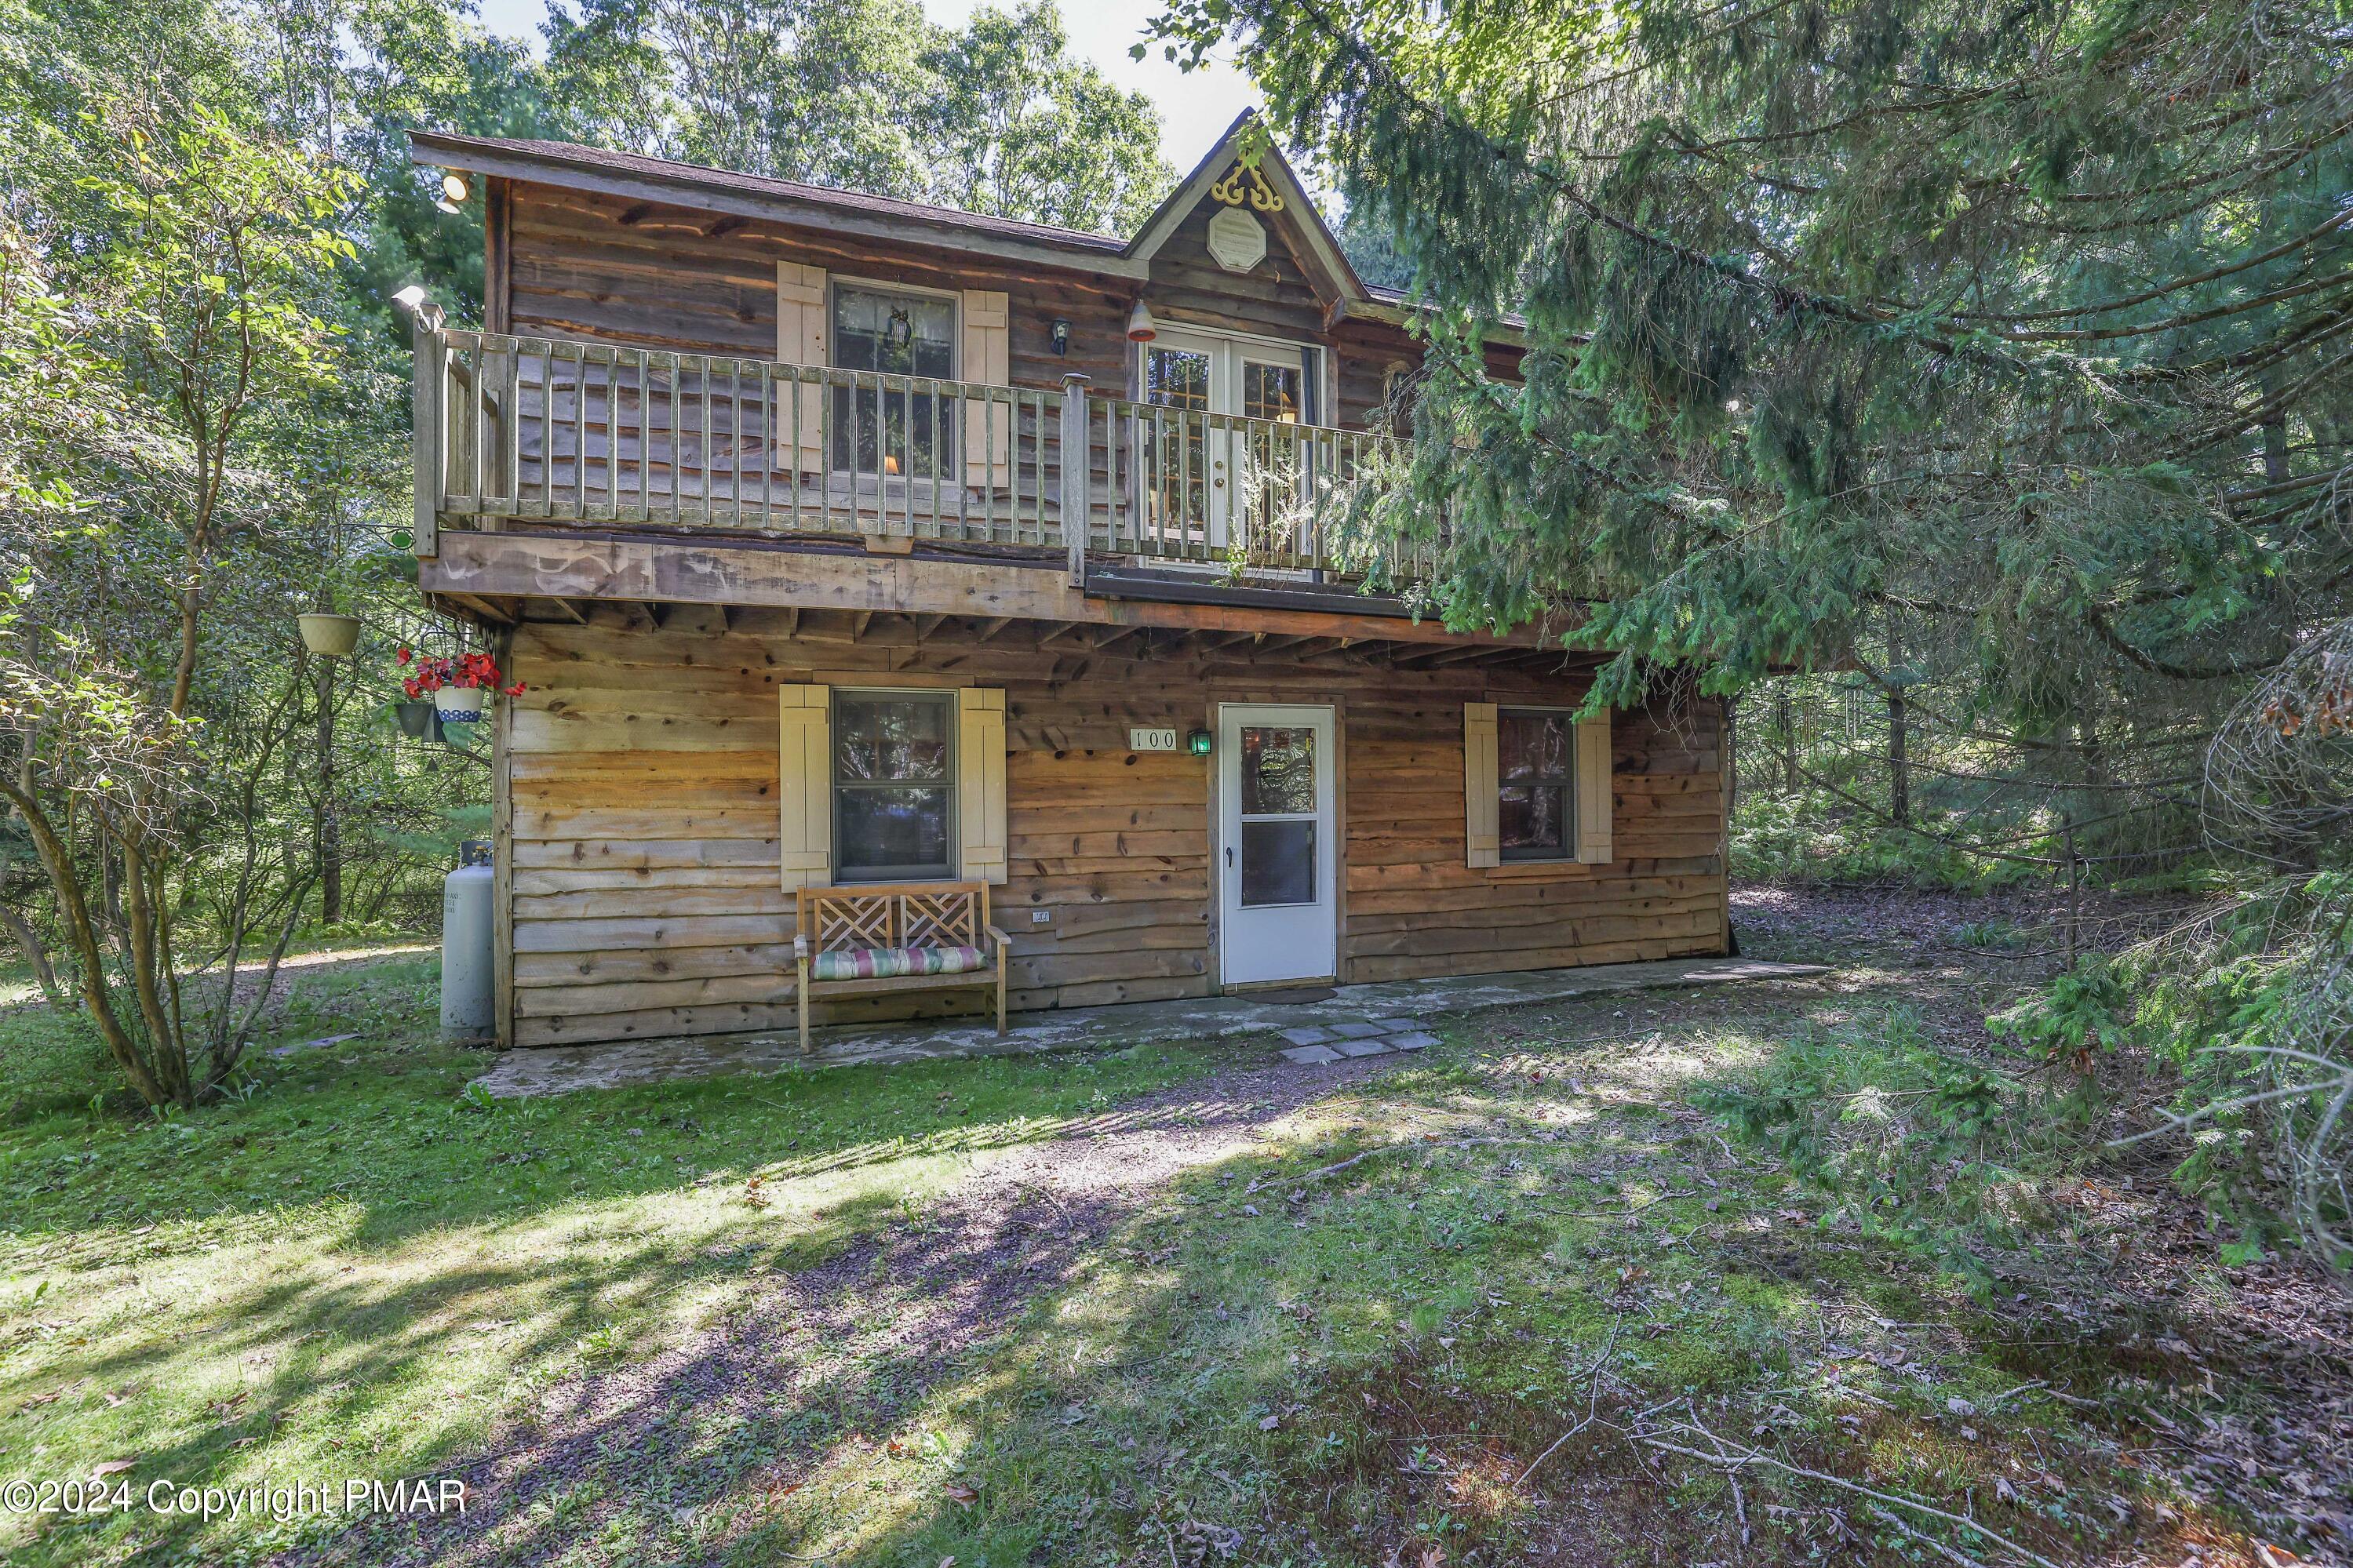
<box><xmin>1279</xmin><ymin>1043</ymin><xmax>1346</xmax><ymax>1065</ymax></box>
<box><xmin>469</xmin><ymin>955</ymin><xmax>1829</xmax><ymax>1100</ymax></box>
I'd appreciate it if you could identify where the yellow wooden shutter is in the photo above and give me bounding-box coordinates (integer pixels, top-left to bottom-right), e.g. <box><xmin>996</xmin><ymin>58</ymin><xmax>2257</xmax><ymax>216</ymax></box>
<box><xmin>778</xmin><ymin>684</ymin><xmax>832</xmax><ymax>890</ymax></box>
<box><xmin>961</xmin><ymin>289</ymin><xmax>1011</xmax><ymax>491</ymax></box>
<box><xmin>1575</xmin><ymin>708</ymin><xmax>1614</xmax><ymax>864</ymax></box>
<box><xmin>1463</xmin><ymin>701</ymin><xmax>1499</xmax><ymax>869</ymax></box>
<box><xmin>957</xmin><ymin>686</ymin><xmax>1007</xmax><ymax>884</ymax></box>
<box><xmin>777</xmin><ymin>263</ymin><xmax>829</xmax><ymax>476</ymax></box>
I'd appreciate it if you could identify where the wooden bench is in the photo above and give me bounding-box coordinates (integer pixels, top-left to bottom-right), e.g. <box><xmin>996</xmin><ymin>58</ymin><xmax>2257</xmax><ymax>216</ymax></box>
<box><xmin>793</xmin><ymin>882</ymin><xmax>1010</xmax><ymax>1053</ymax></box>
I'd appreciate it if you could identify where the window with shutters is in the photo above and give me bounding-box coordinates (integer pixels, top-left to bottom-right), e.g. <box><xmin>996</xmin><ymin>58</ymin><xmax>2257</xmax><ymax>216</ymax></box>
<box><xmin>831</xmin><ymin>283</ymin><xmax>958</xmax><ymax>478</ymax></box>
<box><xmin>832</xmin><ymin>689</ymin><xmax>956</xmax><ymax>882</ymax></box>
<box><xmin>1497</xmin><ymin>708</ymin><xmax>1573</xmax><ymax>862</ymax></box>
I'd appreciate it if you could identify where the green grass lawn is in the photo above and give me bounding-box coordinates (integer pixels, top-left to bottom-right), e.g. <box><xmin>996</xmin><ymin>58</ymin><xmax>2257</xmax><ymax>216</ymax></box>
<box><xmin>0</xmin><ymin>956</ymin><xmax>1233</xmax><ymax>1566</ymax></box>
<box><xmin>0</xmin><ymin>945</ymin><xmax>2301</xmax><ymax>1566</ymax></box>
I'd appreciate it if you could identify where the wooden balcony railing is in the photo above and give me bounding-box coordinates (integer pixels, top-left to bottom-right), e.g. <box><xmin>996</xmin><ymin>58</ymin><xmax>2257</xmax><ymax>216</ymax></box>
<box><xmin>411</xmin><ymin>326</ymin><xmax>1429</xmax><ymax>585</ymax></box>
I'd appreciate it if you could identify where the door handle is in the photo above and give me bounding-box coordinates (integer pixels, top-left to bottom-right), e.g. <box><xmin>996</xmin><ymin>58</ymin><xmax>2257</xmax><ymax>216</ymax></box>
<box><xmin>1226</xmin><ymin>845</ymin><xmax>1234</xmax><ymax>868</ymax></box>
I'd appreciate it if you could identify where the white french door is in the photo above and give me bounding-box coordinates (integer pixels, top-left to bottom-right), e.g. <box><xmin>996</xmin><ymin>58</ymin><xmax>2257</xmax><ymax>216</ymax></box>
<box><xmin>1217</xmin><ymin>704</ymin><xmax>1338</xmax><ymax>985</ymax></box>
<box><xmin>1142</xmin><ymin>331</ymin><xmax>1310</xmax><ymax>552</ymax></box>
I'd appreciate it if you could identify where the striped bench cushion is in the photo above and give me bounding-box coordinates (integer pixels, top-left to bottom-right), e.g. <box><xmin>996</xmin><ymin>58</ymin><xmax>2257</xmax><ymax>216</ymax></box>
<box><xmin>810</xmin><ymin>944</ymin><xmax>989</xmax><ymax>982</ymax></box>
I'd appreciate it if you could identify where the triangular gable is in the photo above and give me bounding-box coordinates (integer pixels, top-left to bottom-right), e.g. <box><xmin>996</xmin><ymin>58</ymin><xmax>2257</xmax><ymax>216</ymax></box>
<box><xmin>1124</xmin><ymin>111</ymin><xmax>1368</xmax><ymax>311</ymax></box>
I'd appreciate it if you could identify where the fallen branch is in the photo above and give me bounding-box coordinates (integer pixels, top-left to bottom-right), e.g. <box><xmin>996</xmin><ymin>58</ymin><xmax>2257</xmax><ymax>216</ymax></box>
<box><xmin>1870</xmin><ymin>1503</ymin><xmax>1988</xmax><ymax>1568</ymax></box>
<box><xmin>1639</xmin><ymin>1420</ymin><xmax>2069</xmax><ymax>1568</ymax></box>
<box><xmin>1514</xmin><ymin>1316</ymin><xmax>1623</xmax><ymax>1490</ymax></box>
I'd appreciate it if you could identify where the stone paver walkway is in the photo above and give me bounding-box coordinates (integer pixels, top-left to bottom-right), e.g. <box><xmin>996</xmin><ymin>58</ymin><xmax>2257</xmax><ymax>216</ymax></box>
<box><xmin>470</xmin><ymin>955</ymin><xmax>1827</xmax><ymax>1098</ymax></box>
<box><xmin>1276</xmin><ymin>1018</ymin><xmax>1442</xmax><ymax>1064</ymax></box>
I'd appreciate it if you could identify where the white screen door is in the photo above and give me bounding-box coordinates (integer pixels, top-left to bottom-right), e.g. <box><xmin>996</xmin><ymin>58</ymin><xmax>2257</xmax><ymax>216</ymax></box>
<box><xmin>1218</xmin><ymin>703</ymin><xmax>1337</xmax><ymax>985</ymax></box>
<box><xmin>1144</xmin><ymin>332</ymin><xmax>1309</xmax><ymax>553</ymax></box>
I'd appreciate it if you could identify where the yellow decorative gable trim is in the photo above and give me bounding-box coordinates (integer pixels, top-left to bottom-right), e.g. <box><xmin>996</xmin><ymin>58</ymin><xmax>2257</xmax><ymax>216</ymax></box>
<box><xmin>1209</xmin><ymin>160</ymin><xmax>1284</xmax><ymax>213</ymax></box>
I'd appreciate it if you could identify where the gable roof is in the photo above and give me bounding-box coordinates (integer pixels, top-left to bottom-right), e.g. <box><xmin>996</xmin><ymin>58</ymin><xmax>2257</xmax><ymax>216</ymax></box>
<box><xmin>1121</xmin><ymin>111</ymin><xmax>1367</xmax><ymax>304</ymax></box>
<box><xmin>410</xmin><ymin>111</ymin><xmax>1408</xmax><ymax>325</ymax></box>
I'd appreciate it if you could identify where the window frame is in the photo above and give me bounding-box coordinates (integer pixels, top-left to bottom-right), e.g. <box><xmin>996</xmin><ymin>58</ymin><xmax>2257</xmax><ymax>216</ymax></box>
<box><xmin>1495</xmin><ymin>705</ymin><xmax>1575</xmax><ymax>864</ymax></box>
<box><xmin>829</xmin><ymin>686</ymin><xmax>960</xmax><ymax>884</ymax></box>
<box><xmin>826</xmin><ymin>278</ymin><xmax>962</xmax><ymax>482</ymax></box>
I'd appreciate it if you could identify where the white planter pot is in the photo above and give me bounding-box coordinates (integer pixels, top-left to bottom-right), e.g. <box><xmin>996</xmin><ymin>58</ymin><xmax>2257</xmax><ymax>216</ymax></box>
<box><xmin>433</xmin><ymin>683</ymin><xmax>491</xmax><ymax>725</ymax></box>
<box><xmin>297</xmin><ymin>613</ymin><xmax>362</xmax><ymax>657</ymax></box>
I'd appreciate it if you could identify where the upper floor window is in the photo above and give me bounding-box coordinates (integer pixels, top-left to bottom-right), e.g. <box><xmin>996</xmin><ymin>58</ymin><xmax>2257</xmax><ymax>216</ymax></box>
<box><xmin>832</xmin><ymin>689</ymin><xmax>957</xmax><ymax>882</ymax></box>
<box><xmin>1498</xmin><ymin>708</ymin><xmax>1572</xmax><ymax>860</ymax></box>
<box><xmin>831</xmin><ymin>285</ymin><xmax>956</xmax><ymax>478</ymax></box>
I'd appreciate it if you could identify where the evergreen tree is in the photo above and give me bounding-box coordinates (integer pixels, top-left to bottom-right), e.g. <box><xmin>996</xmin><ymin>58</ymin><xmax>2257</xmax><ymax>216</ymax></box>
<box><xmin>1149</xmin><ymin>0</ymin><xmax>2349</xmax><ymax>831</ymax></box>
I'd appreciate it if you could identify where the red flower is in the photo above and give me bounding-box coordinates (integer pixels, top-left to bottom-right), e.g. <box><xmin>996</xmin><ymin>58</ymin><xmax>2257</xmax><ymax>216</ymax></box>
<box><xmin>504</xmin><ymin>682</ymin><xmax>526</xmax><ymax>697</ymax></box>
<box><xmin>395</xmin><ymin>646</ymin><xmax>413</xmax><ymax>665</ymax></box>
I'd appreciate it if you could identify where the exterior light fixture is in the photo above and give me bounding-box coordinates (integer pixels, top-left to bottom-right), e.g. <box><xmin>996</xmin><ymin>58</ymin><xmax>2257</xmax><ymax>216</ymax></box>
<box><xmin>392</xmin><ymin>285</ymin><xmax>445</xmax><ymax>333</ymax></box>
<box><xmin>436</xmin><ymin>171</ymin><xmax>470</xmax><ymax>214</ymax></box>
<box><xmin>1051</xmin><ymin>318</ymin><xmax>1070</xmax><ymax>355</ymax></box>
<box><xmin>1186</xmin><ymin>727</ymin><xmax>1212</xmax><ymax>757</ymax></box>
<box><xmin>1126</xmin><ymin>302</ymin><xmax>1158</xmax><ymax>343</ymax></box>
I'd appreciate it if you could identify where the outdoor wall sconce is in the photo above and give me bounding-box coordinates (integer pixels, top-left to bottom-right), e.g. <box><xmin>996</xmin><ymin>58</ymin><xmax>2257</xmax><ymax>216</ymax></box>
<box><xmin>1186</xmin><ymin>727</ymin><xmax>1213</xmax><ymax>757</ymax></box>
<box><xmin>1051</xmin><ymin>318</ymin><xmax>1070</xmax><ymax>355</ymax></box>
<box><xmin>392</xmin><ymin>284</ymin><xmax>445</xmax><ymax>333</ymax></box>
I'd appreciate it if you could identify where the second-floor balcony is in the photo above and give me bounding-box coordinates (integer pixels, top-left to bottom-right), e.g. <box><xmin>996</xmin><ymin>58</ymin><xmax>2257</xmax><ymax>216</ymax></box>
<box><xmin>415</xmin><ymin>326</ymin><xmax>1430</xmax><ymax>590</ymax></box>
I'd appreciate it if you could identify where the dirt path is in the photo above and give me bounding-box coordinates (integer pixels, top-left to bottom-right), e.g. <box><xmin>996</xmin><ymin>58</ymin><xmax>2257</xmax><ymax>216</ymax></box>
<box><xmin>281</xmin><ymin>889</ymin><xmax>2350</xmax><ymax>1566</ymax></box>
<box><xmin>279</xmin><ymin>1046</ymin><xmax>1440</xmax><ymax>1567</ymax></box>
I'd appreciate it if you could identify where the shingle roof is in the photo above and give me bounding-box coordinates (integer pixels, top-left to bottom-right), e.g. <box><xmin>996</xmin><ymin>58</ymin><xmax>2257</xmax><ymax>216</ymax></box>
<box><xmin>411</xmin><ymin>131</ymin><xmax>1130</xmax><ymax>254</ymax></box>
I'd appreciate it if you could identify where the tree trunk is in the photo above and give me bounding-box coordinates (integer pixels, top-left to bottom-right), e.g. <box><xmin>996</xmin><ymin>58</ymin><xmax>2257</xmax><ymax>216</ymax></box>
<box><xmin>1885</xmin><ymin>623</ymin><xmax>1910</xmax><ymax>828</ymax></box>
<box><xmin>316</xmin><ymin>658</ymin><xmax>342</xmax><ymax>924</ymax></box>
<box><xmin>0</xmin><ymin>780</ymin><xmax>170</xmax><ymax>1107</ymax></box>
<box><xmin>103</xmin><ymin>842</ymin><xmax>126</xmax><ymax>946</ymax></box>
<box><xmin>0</xmin><ymin>901</ymin><xmax>66</xmax><ymax>1006</ymax></box>
<box><xmin>1775</xmin><ymin>687</ymin><xmax>1798</xmax><ymax>792</ymax></box>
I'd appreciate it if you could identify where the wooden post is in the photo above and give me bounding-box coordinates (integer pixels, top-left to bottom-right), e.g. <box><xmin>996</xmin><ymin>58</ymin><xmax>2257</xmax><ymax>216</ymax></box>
<box><xmin>491</xmin><ymin>624</ymin><xmax>515</xmax><ymax>1049</ymax></box>
<box><xmin>1060</xmin><ymin>372</ymin><xmax>1090</xmax><ymax>586</ymax></box>
<box><xmin>1721</xmin><ymin>693</ymin><xmax>1738</xmax><ymax>956</ymax></box>
<box><xmin>410</xmin><ymin>313</ymin><xmax>442</xmax><ymax>559</ymax></box>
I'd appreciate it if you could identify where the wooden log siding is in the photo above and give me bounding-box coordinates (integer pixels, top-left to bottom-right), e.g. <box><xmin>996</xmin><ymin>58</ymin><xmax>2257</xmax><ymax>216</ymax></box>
<box><xmin>501</xmin><ymin>612</ymin><xmax>1725</xmax><ymax>1046</ymax></box>
<box><xmin>504</xmin><ymin>181</ymin><xmax>1132</xmax><ymax>390</ymax></box>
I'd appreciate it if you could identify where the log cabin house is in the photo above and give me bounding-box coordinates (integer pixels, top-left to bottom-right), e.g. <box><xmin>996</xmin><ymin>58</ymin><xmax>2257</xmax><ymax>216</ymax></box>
<box><xmin>402</xmin><ymin>112</ymin><xmax>1733</xmax><ymax>1050</ymax></box>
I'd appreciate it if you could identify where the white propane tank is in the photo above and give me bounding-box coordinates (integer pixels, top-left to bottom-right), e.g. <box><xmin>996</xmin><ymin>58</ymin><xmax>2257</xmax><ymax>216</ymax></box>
<box><xmin>441</xmin><ymin>839</ymin><xmax>496</xmax><ymax>1040</ymax></box>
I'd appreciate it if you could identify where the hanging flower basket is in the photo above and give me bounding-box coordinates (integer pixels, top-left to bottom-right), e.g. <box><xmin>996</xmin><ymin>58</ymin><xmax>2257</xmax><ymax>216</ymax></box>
<box><xmin>392</xmin><ymin>699</ymin><xmax>439</xmax><ymax>739</ymax></box>
<box><xmin>433</xmin><ymin>682</ymin><xmax>490</xmax><ymax>724</ymax></box>
<box><xmin>298</xmin><ymin>613</ymin><xmax>363</xmax><ymax>657</ymax></box>
<box><xmin>399</xmin><ymin>647</ymin><xmax>523</xmax><ymax>729</ymax></box>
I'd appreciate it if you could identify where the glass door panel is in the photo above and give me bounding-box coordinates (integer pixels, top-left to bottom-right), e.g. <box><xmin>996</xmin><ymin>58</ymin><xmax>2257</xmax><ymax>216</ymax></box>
<box><xmin>1144</xmin><ymin>344</ymin><xmax>1212</xmax><ymax>548</ymax></box>
<box><xmin>1237</xmin><ymin>724</ymin><xmax>1317</xmax><ymax>907</ymax></box>
<box><xmin>1218</xmin><ymin>704</ymin><xmax>1336</xmax><ymax>984</ymax></box>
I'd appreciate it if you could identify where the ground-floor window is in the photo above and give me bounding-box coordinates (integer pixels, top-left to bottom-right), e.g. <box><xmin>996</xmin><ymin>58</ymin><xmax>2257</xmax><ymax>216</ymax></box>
<box><xmin>832</xmin><ymin>689</ymin><xmax>956</xmax><ymax>881</ymax></box>
<box><xmin>1498</xmin><ymin>707</ymin><xmax>1573</xmax><ymax>860</ymax></box>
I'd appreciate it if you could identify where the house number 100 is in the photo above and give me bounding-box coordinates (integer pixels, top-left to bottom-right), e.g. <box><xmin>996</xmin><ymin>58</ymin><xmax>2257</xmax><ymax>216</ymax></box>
<box><xmin>1127</xmin><ymin>726</ymin><xmax>1179</xmax><ymax>751</ymax></box>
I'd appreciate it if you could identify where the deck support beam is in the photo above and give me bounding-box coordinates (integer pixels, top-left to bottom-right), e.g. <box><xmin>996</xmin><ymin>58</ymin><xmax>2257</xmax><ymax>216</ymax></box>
<box><xmin>420</xmin><ymin>529</ymin><xmax>1572</xmax><ymax>653</ymax></box>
